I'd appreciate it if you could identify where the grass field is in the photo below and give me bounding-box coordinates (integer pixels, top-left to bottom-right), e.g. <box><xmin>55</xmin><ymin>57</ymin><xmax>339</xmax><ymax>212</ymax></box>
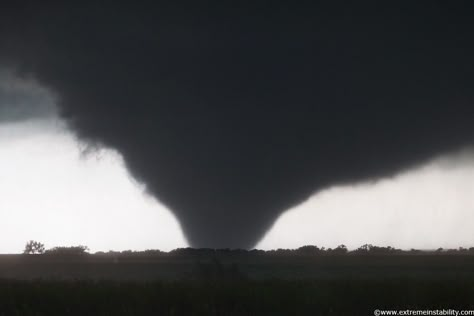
<box><xmin>1</xmin><ymin>253</ymin><xmax>474</xmax><ymax>315</ymax></box>
<box><xmin>2</xmin><ymin>253</ymin><xmax>474</xmax><ymax>281</ymax></box>
<box><xmin>1</xmin><ymin>278</ymin><xmax>473</xmax><ymax>315</ymax></box>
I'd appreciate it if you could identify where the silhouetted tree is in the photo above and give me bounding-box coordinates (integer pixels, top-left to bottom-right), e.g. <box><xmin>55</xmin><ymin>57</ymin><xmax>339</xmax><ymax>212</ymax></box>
<box><xmin>45</xmin><ymin>245</ymin><xmax>89</xmax><ymax>255</ymax></box>
<box><xmin>353</xmin><ymin>244</ymin><xmax>373</xmax><ymax>254</ymax></box>
<box><xmin>296</xmin><ymin>245</ymin><xmax>321</xmax><ymax>255</ymax></box>
<box><xmin>23</xmin><ymin>240</ymin><xmax>45</xmax><ymax>254</ymax></box>
<box><xmin>333</xmin><ymin>244</ymin><xmax>348</xmax><ymax>254</ymax></box>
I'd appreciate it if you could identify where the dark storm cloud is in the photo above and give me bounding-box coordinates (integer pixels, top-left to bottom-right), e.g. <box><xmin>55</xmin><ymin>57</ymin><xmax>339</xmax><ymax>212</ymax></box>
<box><xmin>1</xmin><ymin>2</ymin><xmax>473</xmax><ymax>248</ymax></box>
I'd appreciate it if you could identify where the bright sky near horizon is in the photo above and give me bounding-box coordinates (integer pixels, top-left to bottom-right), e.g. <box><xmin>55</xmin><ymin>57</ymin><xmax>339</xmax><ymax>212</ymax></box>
<box><xmin>1</xmin><ymin>118</ymin><xmax>474</xmax><ymax>254</ymax></box>
<box><xmin>0</xmin><ymin>119</ymin><xmax>188</xmax><ymax>253</ymax></box>
<box><xmin>1</xmin><ymin>71</ymin><xmax>474</xmax><ymax>254</ymax></box>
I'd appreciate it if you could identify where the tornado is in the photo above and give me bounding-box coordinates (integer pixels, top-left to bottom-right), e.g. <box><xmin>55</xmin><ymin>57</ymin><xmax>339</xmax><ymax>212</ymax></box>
<box><xmin>1</xmin><ymin>2</ymin><xmax>473</xmax><ymax>248</ymax></box>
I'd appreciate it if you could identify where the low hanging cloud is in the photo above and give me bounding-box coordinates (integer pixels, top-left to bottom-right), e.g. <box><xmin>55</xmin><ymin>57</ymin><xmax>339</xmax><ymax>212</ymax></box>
<box><xmin>0</xmin><ymin>3</ymin><xmax>473</xmax><ymax>248</ymax></box>
<box><xmin>0</xmin><ymin>69</ymin><xmax>56</xmax><ymax>123</ymax></box>
<box><xmin>259</xmin><ymin>148</ymin><xmax>474</xmax><ymax>250</ymax></box>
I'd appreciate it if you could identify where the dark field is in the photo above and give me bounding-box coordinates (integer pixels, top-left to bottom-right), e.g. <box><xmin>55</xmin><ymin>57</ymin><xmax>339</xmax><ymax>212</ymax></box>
<box><xmin>1</xmin><ymin>253</ymin><xmax>474</xmax><ymax>315</ymax></box>
<box><xmin>3</xmin><ymin>252</ymin><xmax>474</xmax><ymax>280</ymax></box>
<box><xmin>1</xmin><ymin>278</ymin><xmax>474</xmax><ymax>315</ymax></box>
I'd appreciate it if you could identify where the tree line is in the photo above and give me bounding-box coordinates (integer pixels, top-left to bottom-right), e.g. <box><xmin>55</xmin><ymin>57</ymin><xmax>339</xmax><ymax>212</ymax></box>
<box><xmin>23</xmin><ymin>240</ymin><xmax>474</xmax><ymax>256</ymax></box>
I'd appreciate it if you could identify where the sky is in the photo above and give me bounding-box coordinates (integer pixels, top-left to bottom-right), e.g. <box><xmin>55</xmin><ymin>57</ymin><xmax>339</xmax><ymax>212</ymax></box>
<box><xmin>1</xmin><ymin>70</ymin><xmax>473</xmax><ymax>253</ymax></box>
<box><xmin>260</xmin><ymin>150</ymin><xmax>474</xmax><ymax>250</ymax></box>
<box><xmin>0</xmin><ymin>120</ymin><xmax>187</xmax><ymax>253</ymax></box>
<box><xmin>1</xmin><ymin>3</ymin><xmax>473</xmax><ymax>250</ymax></box>
<box><xmin>0</xmin><ymin>72</ymin><xmax>187</xmax><ymax>253</ymax></box>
